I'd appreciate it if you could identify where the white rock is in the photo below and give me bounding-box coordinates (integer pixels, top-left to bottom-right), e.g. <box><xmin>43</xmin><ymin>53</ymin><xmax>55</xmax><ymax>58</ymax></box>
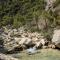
<box><xmin>40</xmin><ymin>39</ymin><xmax>45</xmax><ymax>46</ymax></box>
<box><xmin>52</xmin><ymin>29</ymin><xmax>60</xmax><ymax>48</ymax></box>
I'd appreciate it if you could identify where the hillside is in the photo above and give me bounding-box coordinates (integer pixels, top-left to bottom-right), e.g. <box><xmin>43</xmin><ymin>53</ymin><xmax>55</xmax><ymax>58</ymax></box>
<box><xmin>0</xmin><ymin>0</ymin><xmax>60</xmax><ymax>60</ymax></box>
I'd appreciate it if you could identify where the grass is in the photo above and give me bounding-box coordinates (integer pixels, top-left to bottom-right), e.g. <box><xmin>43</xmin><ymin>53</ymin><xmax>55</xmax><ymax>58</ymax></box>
<box><xmin>10</xmin><ymin>49</ymin><xmax>60</xmax><ymax>60</ymax></box>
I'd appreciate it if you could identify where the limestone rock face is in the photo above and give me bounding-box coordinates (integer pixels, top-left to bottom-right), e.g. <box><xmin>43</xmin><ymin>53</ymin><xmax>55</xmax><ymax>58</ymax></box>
<box><xmin>45</xmin><ymin>0</ymin><xmax>56</xmax><ymax>11</ymax></box>
<box><xmin>52</xmin><ymin>29</ymin><xmax>60</xmax><ymax>48</ymax></box>
<box><xmin>0</xmin><ymin>27</ymin><xmax>46</xmax><ymax>52</ymax></box>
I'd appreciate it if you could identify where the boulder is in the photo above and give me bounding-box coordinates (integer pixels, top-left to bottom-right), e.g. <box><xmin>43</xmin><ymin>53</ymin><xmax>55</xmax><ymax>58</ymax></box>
<box><xmin>52</xmin><ymin>29</ymin><xmax>60</xmax><ymax>48</ymax></box>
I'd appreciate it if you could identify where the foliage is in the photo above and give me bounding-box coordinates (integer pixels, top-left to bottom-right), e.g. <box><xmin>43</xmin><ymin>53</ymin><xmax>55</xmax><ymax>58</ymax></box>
<box><xmin>0</xmin><ymin>0</ymin><xmax>60</xmax><ymax>40</ymax></box>
<box><xmin>0</xmin><ymin>0</ymin><xmax>45</xmax><ymax>28</ymax></box>
<box><xmin>2</xmin><ymin>15</ymin><xmax>13</xmax><ymax>26</ymax></box>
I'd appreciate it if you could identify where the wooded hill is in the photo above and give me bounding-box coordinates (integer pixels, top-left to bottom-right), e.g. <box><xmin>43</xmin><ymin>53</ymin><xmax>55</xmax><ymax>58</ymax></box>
<box><xmin>0</xmin><ymin>0</ymin><xmax>60</xmax><ymax>38</ymax></box>
<box><xmin>0</xmin><ymin>0</ymin><xmax>60</xmax><ymax>26</ymax></box>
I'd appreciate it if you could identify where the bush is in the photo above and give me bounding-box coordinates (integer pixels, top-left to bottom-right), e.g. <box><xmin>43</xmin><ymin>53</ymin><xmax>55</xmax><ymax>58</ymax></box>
<box><xmin>2</xmin><ymin>15</ymin><xmax>13</xmax><ymax>26</ymax></box>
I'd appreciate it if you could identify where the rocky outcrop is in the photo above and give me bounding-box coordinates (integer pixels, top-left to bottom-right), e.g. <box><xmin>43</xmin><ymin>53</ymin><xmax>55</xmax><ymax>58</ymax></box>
<box><xmin>52</xmin><ymin>29</ymin><xmax>60</xmax><ymax>48</ymax></box>
<box><xmin>1</xmin><ymin>26</ymin><xmax>47</xmax><ymax>52</ymax></box>
<box><xmin>0</xmin><ymin>53</ymin><xmax>19</xmax><ymax>60</ymax></box>
<box><xmin>45</xmin><ymin>0</ymin><xmax>56</xmax><ymax>11</ymax></box>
